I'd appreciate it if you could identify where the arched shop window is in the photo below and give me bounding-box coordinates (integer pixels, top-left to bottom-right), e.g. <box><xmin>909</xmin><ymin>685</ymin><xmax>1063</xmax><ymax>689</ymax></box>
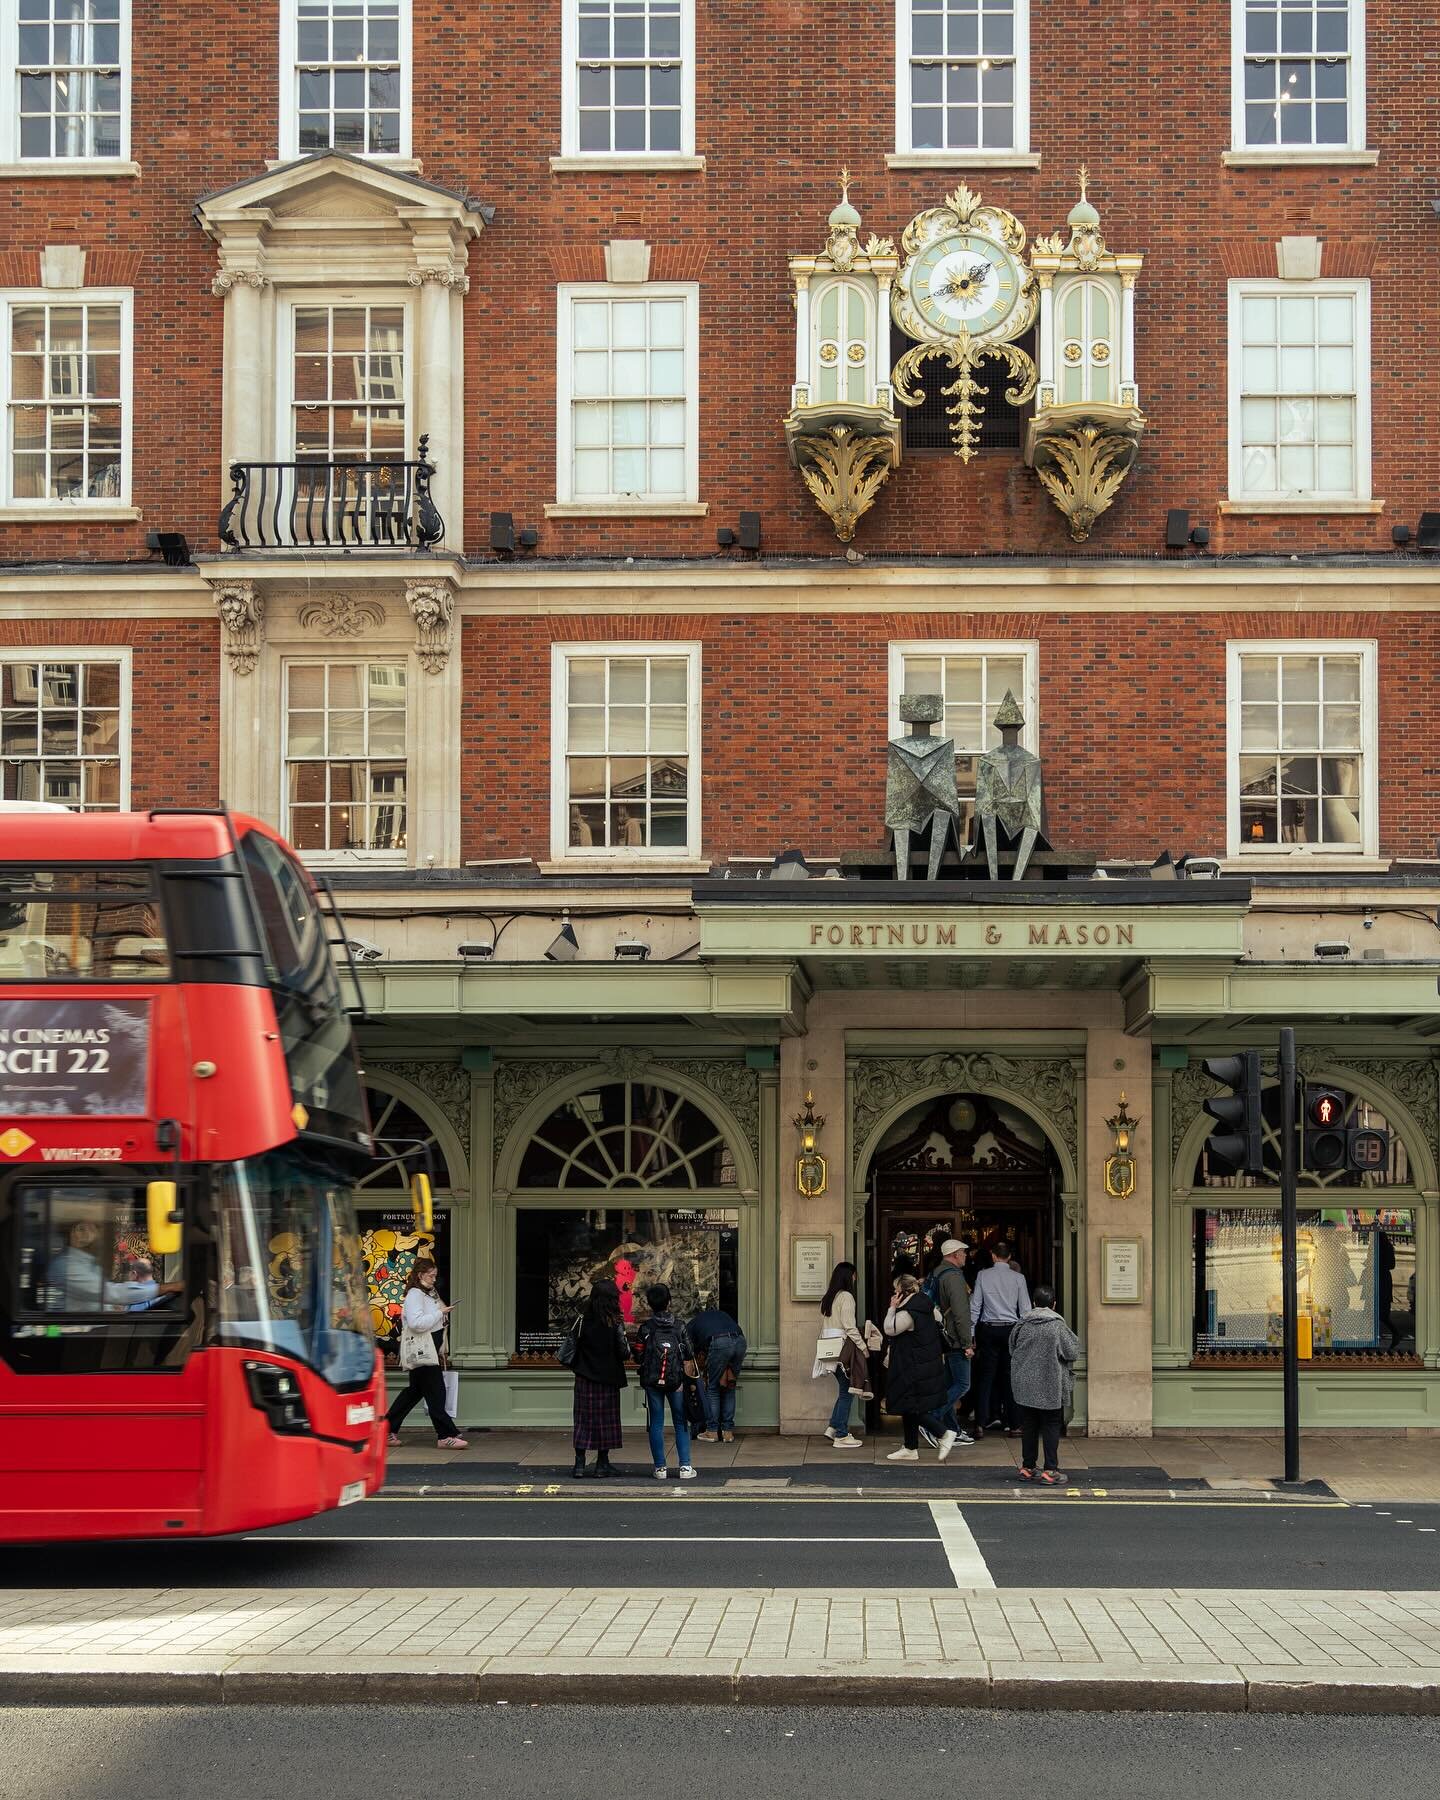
<box><xmin>517</xmin><ymin>1080</ymin><xmax>737</xmax><ymax>1190</ymax></box>
<box><xmin>512</xmin><ymin>1078</ymin><xmax>741</xmax><ymax>1362</ymax></box>
<box><xmin>1189</xmin><ymin>1080</ymin><xmax>1418</xmax><ymax>1365</ymax></box>
<box><xmin>355</xmin><ymin>1081</ymin><xmax>455</xmax><ymax>1364</ymax></box>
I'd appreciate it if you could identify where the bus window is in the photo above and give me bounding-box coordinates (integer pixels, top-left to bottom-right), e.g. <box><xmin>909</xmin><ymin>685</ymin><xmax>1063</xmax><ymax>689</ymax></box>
<box><xmin>0</xmin><ymin>868</ymin><xmax>168</xmax><ymax>981</ymax></box>
<box><xmin>15</xmin><ymin>1185</ymin><xmax>184</xmax><ymax>1316</ymax></box>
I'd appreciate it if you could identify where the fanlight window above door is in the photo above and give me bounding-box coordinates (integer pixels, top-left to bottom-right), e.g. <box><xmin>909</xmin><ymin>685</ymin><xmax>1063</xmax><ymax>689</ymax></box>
<box><xmin>518</xmin><ymin>1080</ymin><xmax>736</xmax><ymax>1189</ymax></box>
<box><xmin>354</xmin><ymin>1084</ymin><xmax>455</xmax><ymax>1192</ymax></box>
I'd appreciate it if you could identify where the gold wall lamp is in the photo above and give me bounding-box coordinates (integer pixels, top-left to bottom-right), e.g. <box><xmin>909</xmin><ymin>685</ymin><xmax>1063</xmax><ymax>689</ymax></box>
<box><xmin>1104</xmin><ymin>1092</ymin><xmax>1140</xmax><ymax>1199</ymax></box>
<box><xmin>794</xmin><ymin>1090</ymin><xmax>829</xmax><ymax>1198</ymax></box>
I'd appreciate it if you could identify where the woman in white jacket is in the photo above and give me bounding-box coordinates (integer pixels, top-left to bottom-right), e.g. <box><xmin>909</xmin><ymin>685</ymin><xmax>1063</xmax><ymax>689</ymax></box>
<box><xmin>817</xmin><ymin>1262</ymin><xmax>868</xmax><ymax>1448</ymax></box>
<box><xmin>386</xmin><ymin>1259</ymin><xmax>467</xmax><ymax>1449</ymax></box>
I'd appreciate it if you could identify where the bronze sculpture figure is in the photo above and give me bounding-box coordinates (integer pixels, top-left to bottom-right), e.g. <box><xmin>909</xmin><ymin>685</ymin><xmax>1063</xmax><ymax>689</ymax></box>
<box><xmin>886</xmin><ymin>693</ymin><xmax>960</xmax><ymax>881</ymax></box>
<box><xmin>974</xmin><ymin>689</ymin><xmax>1048</xmax><ymax>881</ymax></box>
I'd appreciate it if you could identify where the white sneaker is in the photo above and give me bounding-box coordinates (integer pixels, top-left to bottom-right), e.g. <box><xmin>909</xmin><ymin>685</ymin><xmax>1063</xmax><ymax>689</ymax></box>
<box><xmin>917</xmin><ymin>1426</ymin><xmax>939</xmax><ymax>1450</ymax></box>
<box><xmin>937</xmin><ymin>1430</ymin><xmax>958</xmax><ymax>1463</ymax></box>
<box><xmin>886</xmin><ymin>1447</ymin><xmax>920</xmax><ymax>1462</ymax></box>
<box><xmin>678</xmin><ymin>1465</ymin><xmax>697</xmax><ymax>1480</ymax></box>
<box><xmin>654</xmin><ymin>1467</ymin><xmax>668</xmax><ymax>1480</ymax></box>
<box><xmin>830</xmin><ymin>1433</ymin><xmax>863</xmax><ymax>1448</ymax></box>
<box><xmin>823</xmin><ymin>1426</ymin><xmax>838</xmax><ymax>1439</ymax></box>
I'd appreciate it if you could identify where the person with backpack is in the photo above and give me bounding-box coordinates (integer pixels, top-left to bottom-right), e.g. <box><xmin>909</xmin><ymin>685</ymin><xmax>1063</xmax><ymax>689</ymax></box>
<box><xmin>634</xmin><ymin>1283</ymin><xmax>697</xmax><ymax>1480</ymax></box>
<box><xmin>568</xmin><ymin>1275</ymin><xmax>630</xmax><ymax>1479</ymax></box>
<box><xmin>917</xmin><ymin>1238</ymin><xmax>976</xmax><ymax>1451</ymax></box>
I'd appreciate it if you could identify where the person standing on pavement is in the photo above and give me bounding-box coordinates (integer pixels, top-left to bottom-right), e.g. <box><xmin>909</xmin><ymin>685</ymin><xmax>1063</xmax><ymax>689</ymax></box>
<box><xmin>635</xmin><ymin>1284</ymin><xmax>697</xmax><ymax>1481</ymax></box>
<box><xmin>882</xmin><ymin>1273</ymin><xmax>958</xmax><ymax>1463</ymax></box>
<box><xmin>387</xmin><ymin>1259</ymin><xmax>467</xmax><ymax>1450</ymax></box>
<box><xmin>569</xmin><ymin>1275</ymin><xmax>630</xmax><ymax>1479</ymax></box>
<box><xmin>919</xmin><ymin>1238</ymin><xmax>975</xmax><ymax>1452</ymax></box>
<box><xmin>689</xmin><ymin>1302</ymin><xmax>746</xmax><ymax>1442</ymax></box>
<box><xmin>816</xmin><ymin>1262</ymin><xmax>867</xmax><ymax>1449</ymax></box>
<box><xmin>1008</xmin><ymin>1284</ymin><xmax>1081</xmax><ymax>1486</ymax></box>
<box><xmin>970</xmin><ymin>1237</ymin><xmax>1030</xmax><ymax>1437</ymax></box>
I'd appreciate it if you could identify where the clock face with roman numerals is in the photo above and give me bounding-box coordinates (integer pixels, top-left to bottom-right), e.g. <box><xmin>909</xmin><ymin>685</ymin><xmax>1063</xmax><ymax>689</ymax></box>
<box><xmin>906</xmin><ymin>231</ymin><xmax>1023</xmax><ymax>340</ymax></box>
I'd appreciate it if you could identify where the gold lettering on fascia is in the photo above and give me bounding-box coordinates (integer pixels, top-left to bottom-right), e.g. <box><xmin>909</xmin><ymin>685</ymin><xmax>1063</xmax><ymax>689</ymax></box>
<box><xmin>806</xmin><ymin>920</ymin><xmax>1135</xmax><ymax>949</ymax></box>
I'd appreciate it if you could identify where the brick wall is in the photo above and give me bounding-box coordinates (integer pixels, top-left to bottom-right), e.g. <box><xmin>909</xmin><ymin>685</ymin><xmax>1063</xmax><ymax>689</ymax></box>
<box><xmin>1</xmin><ymin>3</ymin><xmax>1435</xmax><ymax>565</ymax></box>
<box><xmin>462</xmin><ymin>609</ymin><xmax>1440</xmax><ymax>863</ymax></box>
<box><xmin>0</xmin><ymin>619</ymin><xmax>220</xmax><ymax>808</ymax></box>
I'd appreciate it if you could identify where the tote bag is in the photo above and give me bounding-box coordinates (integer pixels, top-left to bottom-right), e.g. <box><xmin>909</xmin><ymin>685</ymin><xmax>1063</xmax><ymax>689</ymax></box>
<box><xmin>399</xmin><ymin>1325</ymin><xmax>439</xmax><ymax>1372</ymax></box>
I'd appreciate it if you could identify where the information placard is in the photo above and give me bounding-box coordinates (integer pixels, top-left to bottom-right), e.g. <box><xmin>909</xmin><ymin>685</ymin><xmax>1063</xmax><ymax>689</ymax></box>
<box><xmin>790</xmin><ymin>1233</ymin><xmax>834</xmax><ymax>1302</ymax></box>
<box><xmin>0</xmin><ymin>998</ymin><xmax>150</xmax><ymax>1115</ymax></box>
<box><xmin>1101</xmin><ymin>1235</ymin><xmax>1144</xmax><ymax>1305</ymax></box>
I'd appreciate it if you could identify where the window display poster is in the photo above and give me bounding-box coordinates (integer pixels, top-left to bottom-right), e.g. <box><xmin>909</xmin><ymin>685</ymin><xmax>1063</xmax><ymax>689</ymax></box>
<box><xmin>361</xmin><ymin>1209</ymin><xmax>450</xmax><ymax>1364</ymax></box>
<box><xmin>515</xmin><ymin>1207</ymin><xmax>739</xmax><ymax>1355</ymax></box>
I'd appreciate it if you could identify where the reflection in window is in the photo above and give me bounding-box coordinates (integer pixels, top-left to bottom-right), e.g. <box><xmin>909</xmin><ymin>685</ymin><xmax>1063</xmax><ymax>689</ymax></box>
<box><xmin>1</xmin><ymin>658</ymin><xmax>123</xmax><ymax>810</ymax></box>
<box><xmin>906</xmin><ymin>0</ymin><xmax>1020</xmax><ymax>153</ymax></box>
<box><xmin>1193</xmin><ymin>1207</ymin><xmax>1416</xmax><ymax>1357</ymax></box>
<box><xmin>17</xmin><ymin>0</ymin><xmax>125</xmax><ymax>160</ymax></box>
<box><xmin>294</xmin><ymin>0</ymin><xmax>403</xmax><ymax>155</ymax></box>
<box><xmin>517</xmin><ymin>1080</ymin><xmax>736</xmax><ymax>1190</ymax></box>
<box><xmin>354</xmin><ymin>1083</ymin><xmax>454</xmax><ymax>1193</ymax></box>
<box><xmin>1236</xmin><ymin>649</ymin><xmax>1364</xmax><ymax>849</ymax></box>
<box><xmin>1234</xmin><ymin>288</ymin><xmax>1361</xmax><ymax>501</ymax></box>
<box><xmin>563</xmin><ymin>652</ymin><xmax>691</xmax><ymax>852</ymax></box>
<box><xmin>284</xmin><ymin>660</ymin><xmax>408</xmax><ymax>853</ymax></box>
<box><xmin>514</xmin><ymin>1204</ymin><xmax>738</xmax><ymax>1355</ymax></box>
<box><xmin>1240</xmin><ymin>0</ymin><xmax>1353</xmax><ymax>148</ymax></box>
<box><xmin>7</xmin><ymin>301</ymin><xmax>124</xmax><ymax>501</ymax></box>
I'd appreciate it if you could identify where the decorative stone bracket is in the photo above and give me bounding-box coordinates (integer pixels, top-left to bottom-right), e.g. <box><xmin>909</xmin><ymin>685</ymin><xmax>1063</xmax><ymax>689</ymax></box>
<box><xmin>405</xmin><ymin>578</ymin><xmax>456</xmax><ymax>675</ymax></box>
<box><xmin>1025</xmin><ymin>403</ymin><xmax>1146</xmax><ymax>543</ymax></box>
<box><xmin>785</xmin><ymin>412</ymin><xmax>900</xmax><ymax>544</ymax></box>
<box><xmin>211</xmin><ymin>578</ymin><xmax>264</xmax><ymax>675</ymax></box>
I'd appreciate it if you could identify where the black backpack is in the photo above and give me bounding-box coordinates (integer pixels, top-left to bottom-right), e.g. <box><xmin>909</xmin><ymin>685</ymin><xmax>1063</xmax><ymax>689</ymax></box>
<box><xmin>640</xmin><ymin>1318</ymin><xmax>687</xmax><ymax>1392</ymax></box>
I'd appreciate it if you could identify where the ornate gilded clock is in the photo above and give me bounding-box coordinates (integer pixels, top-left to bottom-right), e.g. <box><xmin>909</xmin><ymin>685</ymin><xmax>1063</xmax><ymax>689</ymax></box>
<box><xmin>891</xmin><ymin>184</ymin><xmax>1040</xmax><ymax>461</ymax></box>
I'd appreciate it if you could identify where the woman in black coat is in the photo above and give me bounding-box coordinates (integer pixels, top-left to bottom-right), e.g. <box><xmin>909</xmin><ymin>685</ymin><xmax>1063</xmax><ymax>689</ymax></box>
<box><xmin>570</xmin><ymin>1276</ymin><xmax>630</xmax><ymax>1479</ymax></box>
<box><xmin>882</xmin><ymin>1273</ymin><xmax>955</xmax><ymax>1462</ymax></box>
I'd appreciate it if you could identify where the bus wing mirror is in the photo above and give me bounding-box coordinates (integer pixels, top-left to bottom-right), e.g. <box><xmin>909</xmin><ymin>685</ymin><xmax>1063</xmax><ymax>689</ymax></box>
<box><xmin>410</xmin><ymin>1172</ymin><xmax>433</xmax><ymax>1233</ymax></box>
<box><xmin>146</xmin><ymin>1180</ymin><xmax>183</xmax><ymax>1256</ymax></box>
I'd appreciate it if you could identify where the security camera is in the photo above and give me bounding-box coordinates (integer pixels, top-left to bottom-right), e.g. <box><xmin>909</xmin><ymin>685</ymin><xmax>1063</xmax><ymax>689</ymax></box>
<box><xmin>346</xmin><ymin>937</ymin><xmax>384</xmax><ymax>962</ymax></box>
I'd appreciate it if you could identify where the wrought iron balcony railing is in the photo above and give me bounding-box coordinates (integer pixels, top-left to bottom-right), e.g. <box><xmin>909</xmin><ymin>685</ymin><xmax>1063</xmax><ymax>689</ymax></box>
<box><xmin>219</xmin><ymin>436</ymin><xmax>445</xmax><ymax>550</ymax></box>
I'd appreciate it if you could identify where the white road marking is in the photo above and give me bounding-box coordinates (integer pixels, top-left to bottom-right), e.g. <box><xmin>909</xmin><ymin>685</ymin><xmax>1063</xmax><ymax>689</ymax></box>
<box><xmin>927</xmin><ymin>1500</ymin><xmax>996</xmax><ymax>1590</ymax></box>
<box><xmin>243</xmin><ymin>1534</ymin><xmax>936</xmax><ymax>1545</ymax></box>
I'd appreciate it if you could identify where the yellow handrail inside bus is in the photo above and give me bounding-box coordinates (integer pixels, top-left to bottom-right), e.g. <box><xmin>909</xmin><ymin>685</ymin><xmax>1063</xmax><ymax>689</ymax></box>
<box><xmin>146</xmin><ymin>1180</ymin><xmax>183</xmax><ymax>1256</ymax></box>
<box><xmin>410</xmin><ymin>1171</ymin><xmax>433</xmax><ymax>1233</ymax></box>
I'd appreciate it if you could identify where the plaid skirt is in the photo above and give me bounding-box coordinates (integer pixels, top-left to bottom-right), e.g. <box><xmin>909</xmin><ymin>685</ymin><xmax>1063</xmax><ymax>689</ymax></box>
<box><xmin>572</xmin><ymin>1376</ymin><xmax>624</xmax><ymax>1450</ymax></box>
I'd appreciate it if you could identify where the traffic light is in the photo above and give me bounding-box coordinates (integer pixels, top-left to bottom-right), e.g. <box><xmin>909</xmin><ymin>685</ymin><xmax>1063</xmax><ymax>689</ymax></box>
<box><xmin>1303</xmin><ymin>1087</ymin><xmax>1348</xmax><ymax>1171</ymax></box>
<box><xmin>1202</xmin><ymin>1051</ymin><xmax>1265</xmax><ymax>1176</ymax></box>
<box><xmin>1303</xmin><ymin>1087</ymin><xmax>1390</xmax><ymax>1175</ymax></box>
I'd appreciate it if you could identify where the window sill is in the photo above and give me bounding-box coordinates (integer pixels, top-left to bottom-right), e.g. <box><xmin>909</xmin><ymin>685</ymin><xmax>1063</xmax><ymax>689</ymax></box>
<box><xmin>1222</xmin><ymin>148</ymin><xmax>1379</xmax><ymax>168</ymax></box>
<box><xmin>1218</xmin><ymin>498</ymin><xmax>1384</xmax><ymax>516</ymax></box>
<box><xmin>550</xmin><ymin>154</ymin><xmax>705</xmax><ymax>173</ymax></box>
<box><xmin>299</xmin><ymin>852</ymin><xmax>409</xmax><ymax>869</ymax></box>
<box><xmin>0</xmin><ymin>159</ymin><xmax>140</xmax><ymax>178</ymax></box>
<box><xmin>538</xmin><ymin>858</ymin><xmax>710</xmax><ymax>876</ymax></box>
<box><xmin>0</xmin><ymin>504</ymin><xmax>140</xmax><ymax>521</ymax></box>
<box><xmin>885</xmin><ymin>151</ymin><xmax>1040</xmax><ymax>170</ymax></box>
<box><xmin>1223</xmin><ymin>854</ymin><xmax>1387</xmax><ymax>872</ymax></box>
<box><xmin>544</xmin><ymin>501</ymin><xmax>709</xmax><ymax>518</ymax></box>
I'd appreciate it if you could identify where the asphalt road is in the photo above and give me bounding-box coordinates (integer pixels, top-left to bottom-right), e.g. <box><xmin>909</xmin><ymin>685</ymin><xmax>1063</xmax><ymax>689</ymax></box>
<box><xmin>9</xmin><ymin>1705</ymin><xmax>1440</xmax><ymax>1800</ymax></box>
<box><xmin>6</xmin><ymin>1495</ymin><xmax>1439</xmax><ymax>1591</ymax></box>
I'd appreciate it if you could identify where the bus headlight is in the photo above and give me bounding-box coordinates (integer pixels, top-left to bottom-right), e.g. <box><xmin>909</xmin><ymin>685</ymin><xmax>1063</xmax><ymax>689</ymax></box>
<box><xmin>243</xmin><ymin>1360</ymin><xmax>313</xmax><ymax>1436</ymax></box>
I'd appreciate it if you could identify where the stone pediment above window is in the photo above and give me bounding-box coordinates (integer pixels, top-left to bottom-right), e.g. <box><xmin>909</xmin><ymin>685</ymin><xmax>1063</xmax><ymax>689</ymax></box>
<box><xmin>195</xmin><ymin>154</ymin><xmax>492</xmax><ymax>558</ymax></box>
<box><xmin>194</xmin><ymin>151</ymin><xmax>492</xmax><ymax>287</ymax></box>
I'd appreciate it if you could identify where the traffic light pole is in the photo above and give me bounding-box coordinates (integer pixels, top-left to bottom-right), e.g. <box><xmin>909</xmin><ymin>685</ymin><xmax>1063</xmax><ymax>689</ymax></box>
<box><xmin>1279</xmin><ymin>1026</ymin><xmax>1301</xmax><ymax>1484</ymax></box>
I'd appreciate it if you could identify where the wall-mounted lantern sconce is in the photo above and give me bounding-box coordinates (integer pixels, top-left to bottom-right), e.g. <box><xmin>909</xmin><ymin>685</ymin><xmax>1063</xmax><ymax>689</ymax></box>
<box><xmin>1104</xmin><ymin>1092</ymin><xmax>1140</xmax><ymax>1198</ymax></box>
<box><xmin>793</xmin><ymin>1090</ymin><xmax>828</xmax><ymax>1197</ymax></box>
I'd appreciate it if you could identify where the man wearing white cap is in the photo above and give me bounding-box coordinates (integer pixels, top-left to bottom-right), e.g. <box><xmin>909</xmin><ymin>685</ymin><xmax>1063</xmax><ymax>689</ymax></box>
<box><xmin>919</xmin><ymin>1238</ymin><xmax>976</xmax><ymax>1451</ymax></box>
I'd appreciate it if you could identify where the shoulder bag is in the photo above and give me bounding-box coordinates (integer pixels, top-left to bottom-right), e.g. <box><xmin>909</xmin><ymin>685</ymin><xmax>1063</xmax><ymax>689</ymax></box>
<box><xmin>399</xmin><ymin>1321</ymin><xmax>439</xmax><ymax>1372</ymax></box>
<box><xmin>557</xmin><ymin>1314</ymin><xmax>581</xmax><ymax>1368</ymax></box>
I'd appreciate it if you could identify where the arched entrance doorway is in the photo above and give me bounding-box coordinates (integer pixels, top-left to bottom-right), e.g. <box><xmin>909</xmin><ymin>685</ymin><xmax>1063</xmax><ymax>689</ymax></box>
<box><xmin>865</xmin><ymin>1090</ymin><xmax>1067</xmax><ymax>1341</ymax></box>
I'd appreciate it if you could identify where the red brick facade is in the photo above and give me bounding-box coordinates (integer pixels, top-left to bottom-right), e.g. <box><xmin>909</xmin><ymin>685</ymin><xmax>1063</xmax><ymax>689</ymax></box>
<box><xmin>3</xmin><ymin>4</ymin><xmax>1437</xmax><ymax>867</ymax></box>
<box><xmin>1</xmin><ymin>3</ymin><xmax>1435</xmax><ymax>563</ymax></box>
<box><xmin>462</xmin><ymin>609</ymin><xmax>1440</xmax><ymax>863</ymax></box>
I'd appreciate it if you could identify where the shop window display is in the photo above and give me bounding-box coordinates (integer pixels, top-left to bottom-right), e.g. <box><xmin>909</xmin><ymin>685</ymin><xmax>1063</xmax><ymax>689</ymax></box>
<box><xmin>514</xmin><ymin>1205</ymin><xmax>739</xmax><ymax>1359</ymax></box>
<box><xmin>353</xmin><ymin>1083</ymin><xmax>456</xmax><ymax>1363</ymax></box>
<box><xmin>1193</xmin><ymin>1207</ymin><xmax>1417</xmax><ymax>1362</ymax></box>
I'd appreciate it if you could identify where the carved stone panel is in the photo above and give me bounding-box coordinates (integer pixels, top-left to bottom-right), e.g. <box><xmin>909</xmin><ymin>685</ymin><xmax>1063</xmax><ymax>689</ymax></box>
<box><xmin>851</xmin><ymin>1052</ymin><xmax>1079</xmax><ymax>1180</ymax></box>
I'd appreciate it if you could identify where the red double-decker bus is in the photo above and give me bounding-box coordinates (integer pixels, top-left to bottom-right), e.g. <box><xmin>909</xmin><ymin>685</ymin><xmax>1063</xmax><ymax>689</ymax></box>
<box><xmin>0</xmin><ymin>806</ymin><xmax>387</xmax><ymax>1541</ymax></box>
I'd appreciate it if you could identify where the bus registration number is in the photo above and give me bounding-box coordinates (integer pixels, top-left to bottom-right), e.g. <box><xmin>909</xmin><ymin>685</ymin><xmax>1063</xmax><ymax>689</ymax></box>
<box><xmin>338</xmin><ymin>1481</ymin><xmax>366</xmax><ymax>1507</ymax></box>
